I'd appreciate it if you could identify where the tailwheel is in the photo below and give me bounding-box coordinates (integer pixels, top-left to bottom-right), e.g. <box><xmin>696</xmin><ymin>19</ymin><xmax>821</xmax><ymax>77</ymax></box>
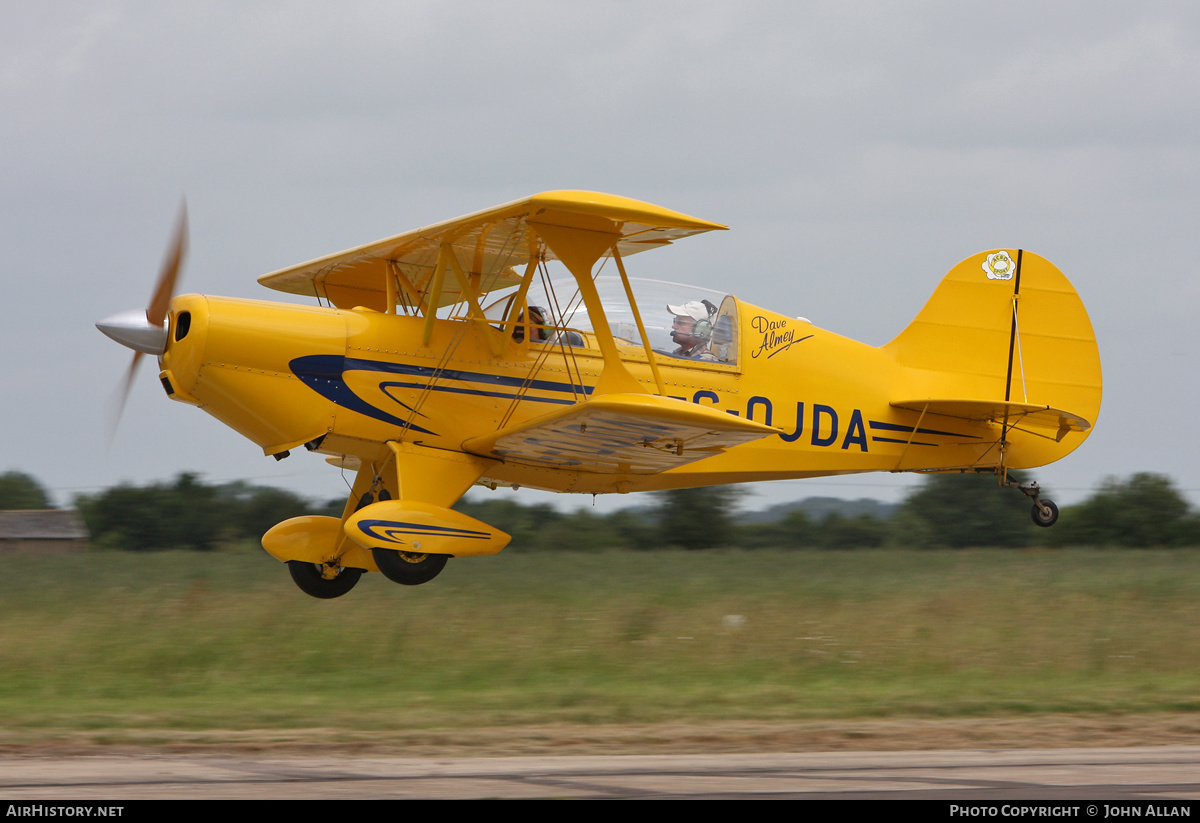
<box><xmin>372</xmin><ymin>548</ymin><xmax>448</xmax><ymax>586</ymax></box>
<box><xmin>287</xmin><ymin>560</ymin><xmax>363</xmax><ymax>599</ymax></box>
<box><xmin>1008</xmin><ymin>478</ymin><xmax>1060</xmax><ymax>528</ymax></box>
<box><xmin>1031</xmin><ymin>499</ymin><xmax>1059</xmax><ymax>528</ymax></box>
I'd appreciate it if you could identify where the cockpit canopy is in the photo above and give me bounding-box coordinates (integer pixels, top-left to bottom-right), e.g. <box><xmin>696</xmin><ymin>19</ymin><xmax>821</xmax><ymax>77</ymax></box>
<box><xmin>486</xmin><ymin>276</ymin><xmax>739</xmax><ymax>366</ymax></box>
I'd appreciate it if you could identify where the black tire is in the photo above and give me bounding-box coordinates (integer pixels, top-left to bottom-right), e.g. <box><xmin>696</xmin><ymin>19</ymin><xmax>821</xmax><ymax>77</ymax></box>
<box><xmin>373</xmin><ymin>548</ymin><xmax>448</xmax><ymax>586</ymax></box>
<box><xmin>1031</xmin><ymin>499</ymin><xmax>1059</xmax><ymax>528</ymax></box>
<box><xmin>287</xmin><ymin>560</ymin><xmax>363</xmax><ymax>599</ymax></box>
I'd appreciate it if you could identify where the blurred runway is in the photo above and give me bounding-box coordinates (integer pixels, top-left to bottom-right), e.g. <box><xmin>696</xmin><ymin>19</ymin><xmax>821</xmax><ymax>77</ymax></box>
<box><xmin>3</xmin><ymin>746</ymin><xmax>1200</xmax><ymax>799</ymax></box>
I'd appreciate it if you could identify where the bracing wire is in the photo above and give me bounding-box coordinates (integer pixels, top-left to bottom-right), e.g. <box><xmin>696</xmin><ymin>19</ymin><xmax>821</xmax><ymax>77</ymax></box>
<box><xmin>399</xmin><ymin>223</ymin><xmax>526</xmax><ymax>437</ymax></box>
<box><xmin>1012</xmin><ymin>300</ymin><xmax>1028</xmax><ymax>404</ymax></box>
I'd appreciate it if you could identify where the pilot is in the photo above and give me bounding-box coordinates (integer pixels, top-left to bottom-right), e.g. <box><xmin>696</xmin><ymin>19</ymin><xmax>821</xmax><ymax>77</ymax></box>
<box><xmin>513</xmin><ymin>305</ymin><xmax>551</xmax><ymax>343</ymax></box>
<box><xmin>666</xmin><ymin>299</ymin><xmax>718</xmax><ymax>361</ymax></box>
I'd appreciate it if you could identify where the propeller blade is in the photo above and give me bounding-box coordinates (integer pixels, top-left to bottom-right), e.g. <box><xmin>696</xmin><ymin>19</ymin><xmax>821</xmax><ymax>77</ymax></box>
<box><xmin>147</xmin><ymin>200</ymin><xmax>188</xmax><ymax>327</ymax></box>
<box><xmin>103</xmin><ymin>199</ymin><xmax>189</xmax><ymax>444</ymax></box>
<box><xmin>106</xmin><ymin>351</ymin><xmax>143</xmax><ymax>447</ymax></box>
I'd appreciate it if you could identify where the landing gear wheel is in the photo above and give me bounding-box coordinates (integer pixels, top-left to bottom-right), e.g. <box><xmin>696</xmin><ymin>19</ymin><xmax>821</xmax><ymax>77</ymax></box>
<box><xmin>287</xmin><ymin>561</ymin><xmax>362</xmax><ymax>599</ymax></box>
<box><xmin>1031</xmin><ymin>499</ymin><xmax>1059</xmax><ymax>528</ymax></box>
<box><xmin>373</xmin><ymin>549</ymin><xmax>448</xmax><ymax>586</ymax></box>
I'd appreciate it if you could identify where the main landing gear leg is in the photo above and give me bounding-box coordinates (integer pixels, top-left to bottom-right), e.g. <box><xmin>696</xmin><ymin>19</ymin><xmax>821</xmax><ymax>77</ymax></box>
<box><xmin>356</xmin><ymin>463</ymin><xmax>449</xmax><ymax>586</ymax></box>
<box><xmin>342</xmin><ymin>442</ymin><xmax>507</xmax><ymax>589</ymax></box>
<box><xmin>1009</xmin><ymin>479</ymin><xmax>1059</xmax><ymax>528</ymax></box>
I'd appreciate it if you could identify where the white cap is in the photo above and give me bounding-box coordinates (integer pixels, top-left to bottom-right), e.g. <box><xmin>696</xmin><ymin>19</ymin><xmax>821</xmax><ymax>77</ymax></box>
<box><xmin>666</xmin><ymin>300</ymin><xmax>711</xmax><ymax>321</ymax></box>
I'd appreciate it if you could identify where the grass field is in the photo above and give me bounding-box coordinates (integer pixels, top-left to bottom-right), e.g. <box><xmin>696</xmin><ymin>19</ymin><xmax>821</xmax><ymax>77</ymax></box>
<box><xmin>2</xmin><ymin>547</ymin><xmax>1198</xmax><ymax>748</ymax></box>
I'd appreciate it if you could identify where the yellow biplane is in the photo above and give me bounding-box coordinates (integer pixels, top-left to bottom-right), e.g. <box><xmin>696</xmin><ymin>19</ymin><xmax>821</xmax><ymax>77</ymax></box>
<box><xmin>98</xmin><ymin>192</ymin><xmax>1102</xmax><ymax>598</ymax></box>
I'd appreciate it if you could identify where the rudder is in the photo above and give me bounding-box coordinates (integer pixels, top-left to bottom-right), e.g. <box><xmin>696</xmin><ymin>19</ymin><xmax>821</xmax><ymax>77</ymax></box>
<box><xmin>882</xmin><ymin>250</ymin><xmax>1102</xmax><ymax>468</ymax></box>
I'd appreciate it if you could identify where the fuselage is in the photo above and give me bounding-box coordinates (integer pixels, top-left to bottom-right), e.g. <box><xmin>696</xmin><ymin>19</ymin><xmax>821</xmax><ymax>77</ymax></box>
<box><xmin>159</xmin><ymin>287</ymin><xmax>1074</xmax><ymax>496</ymax></box>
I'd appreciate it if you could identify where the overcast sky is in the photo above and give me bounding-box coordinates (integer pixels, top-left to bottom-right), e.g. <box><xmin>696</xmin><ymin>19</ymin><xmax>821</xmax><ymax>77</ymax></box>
<box><xmin>3</xmin><ymin>1</ymin><xmax>1198</xmax><ymax>513</ymax></box>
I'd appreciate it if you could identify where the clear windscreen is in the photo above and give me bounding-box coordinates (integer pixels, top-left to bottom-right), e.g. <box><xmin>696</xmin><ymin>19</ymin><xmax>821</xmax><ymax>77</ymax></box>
<box><xmin>477</xmin><ymin>274</ymin><xmax>739</xmax><ymax>364</ymax></box>
<box><xmin>526</xmin><ymin>276</ymin><xmax>738</xmax><ymax>363</ymax></box>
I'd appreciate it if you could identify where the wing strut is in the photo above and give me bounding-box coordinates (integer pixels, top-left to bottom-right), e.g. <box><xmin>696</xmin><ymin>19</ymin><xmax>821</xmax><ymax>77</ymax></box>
<box><xmin>420</xmin><ymin>245</ymin><xmax>449</xmax><ymax>346</ymax></box>
<box><xmin>495</xmin><ymin>257</ymin><xmax>590</xmax><ymax>432</ymax></box>
<box><xmin>528</xmin><ymin>220</ymin><xmax>645</xmax><ymax>396</ymax></box>
<box><xmin>612</xmin><ymin>245</ymin><xmax>666</xmax><ymax>396</ymax></box>
<box><xmin>388</xmin><ymin>260</ymin><xmax>427</xmax><ymax>316</ymax></box>
<box><xmin>496</xmin><ymin>240</ymin><xmax>542</xmax><ymax>340</ymax></box>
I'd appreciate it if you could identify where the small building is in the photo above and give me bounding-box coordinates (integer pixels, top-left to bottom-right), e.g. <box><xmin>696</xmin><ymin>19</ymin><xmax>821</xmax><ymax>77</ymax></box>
<box><xmin>0</xmin><ymin>509</ymin><xmax>89</xmax><ymax>554</ymax></box>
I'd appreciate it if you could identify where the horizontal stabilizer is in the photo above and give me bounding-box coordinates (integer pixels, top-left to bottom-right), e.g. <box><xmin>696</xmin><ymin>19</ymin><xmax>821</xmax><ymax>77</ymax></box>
<box><xmin>891</xmin><ymin>398</ymin><xmax>1091</xmax><ymax>442</ymax></box>
<box><xmin>463</xmin><ymin>393</ymin><xmax>778</xmax><ymax>473</ymax></box>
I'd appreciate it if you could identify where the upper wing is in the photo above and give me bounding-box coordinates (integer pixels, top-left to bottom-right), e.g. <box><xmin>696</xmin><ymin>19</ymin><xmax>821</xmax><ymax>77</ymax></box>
<box><xmin>258</xmin><ymin>191</ymin><xmax>726</xmax><ymax>311</ymax></box>
<box><xmin>462</xmin><ymin>393</ymin><xmax>778</xmax><ymax>474</ymax></box>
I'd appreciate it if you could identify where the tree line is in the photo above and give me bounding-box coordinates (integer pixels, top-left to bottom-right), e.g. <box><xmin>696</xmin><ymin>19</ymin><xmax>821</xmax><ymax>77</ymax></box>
<box><xmin>1</xmin><ymin>469</ymin><xmax>1197</xmax><ymax>551</ymax></box>
<box><xmin>0</xmin><ymin>471</ymin><xmax>340</xmax><ymax>552</ymax></box>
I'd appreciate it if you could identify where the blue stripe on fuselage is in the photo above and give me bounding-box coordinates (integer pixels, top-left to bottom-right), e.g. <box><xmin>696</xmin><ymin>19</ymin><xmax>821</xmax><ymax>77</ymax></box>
<box><xmin>289</xmin><ymin>354</ymin><xmax>592</xmax><ymax>433</ymax></box>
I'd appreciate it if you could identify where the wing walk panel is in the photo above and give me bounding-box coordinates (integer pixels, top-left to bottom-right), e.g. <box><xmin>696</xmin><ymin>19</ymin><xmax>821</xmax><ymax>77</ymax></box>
<box><xmin>463</xmin><ymin>393</ymin><xmax>778</xmax><ymax>474</ymax></box>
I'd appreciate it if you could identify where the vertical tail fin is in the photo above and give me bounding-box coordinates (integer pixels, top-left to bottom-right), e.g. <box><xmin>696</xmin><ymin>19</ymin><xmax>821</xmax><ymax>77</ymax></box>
<box><xmin>883</xmin><ymin>250</ymin><xmax>1102</xmax><ymax>468</ymax></box>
